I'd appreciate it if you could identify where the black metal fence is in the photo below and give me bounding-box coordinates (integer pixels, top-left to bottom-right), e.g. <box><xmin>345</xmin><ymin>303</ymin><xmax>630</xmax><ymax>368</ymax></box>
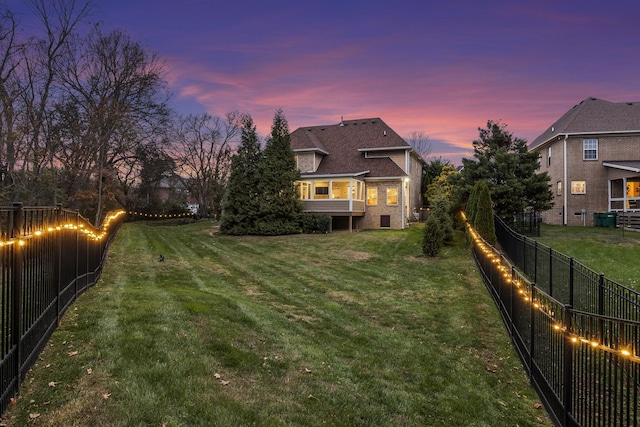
<box><xmin>0</xmin><ymin>203</ymin><xmax>124</xmax><ymax>414</ymax></box>
<box><xmin>469</xmin><ymin>216</ymin><xmax>640</xmax><ymax>427</ymax></box>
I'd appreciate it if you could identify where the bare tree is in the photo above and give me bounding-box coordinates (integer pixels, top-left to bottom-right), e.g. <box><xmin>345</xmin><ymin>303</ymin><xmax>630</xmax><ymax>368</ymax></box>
<box><xmin>18</xmin><ymin>0</ymin><xmax>93</xmax><ymax>203</ymax></box>
<box><xmin>405</xmin><ymin>130</ymin><xmax>431</xmax><ymax>160</ymax></box>
<box><xmin>58</xmin><ymin>26</ymin><xmax>171</xmax><ymax>224</ymax></box>
<box><xmin>169</xmin><ymin>112</ymin><xmax>243</xmax><ymax>219</ymax></box>
<box><xmin>0</xmin><ymin>7</ymin><xmax>23</xmax><ymax>191</ymax></box>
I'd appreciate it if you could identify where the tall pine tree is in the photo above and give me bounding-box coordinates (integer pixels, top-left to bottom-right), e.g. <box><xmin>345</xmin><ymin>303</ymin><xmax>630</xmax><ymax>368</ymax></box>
<box><xmin>452</xmin><ymin>120</ymin><xmax>553</xmax><ymax>221</ymax></box>
<box><xmin>254</xmin><ymin>109</ymin><xmax>303</xmax><ymax>235</ymax></box>
<box><xmin>220</xmin><ymin>115</ymin><xmax>262</xmax><ymax>235</ymax></box>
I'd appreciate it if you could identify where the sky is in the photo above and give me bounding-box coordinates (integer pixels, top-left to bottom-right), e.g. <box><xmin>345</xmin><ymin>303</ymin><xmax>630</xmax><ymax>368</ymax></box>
<box><xmin>11</xmin><ymin>0</ymin><xmax>640</xmax><ymax>165</ymax></box>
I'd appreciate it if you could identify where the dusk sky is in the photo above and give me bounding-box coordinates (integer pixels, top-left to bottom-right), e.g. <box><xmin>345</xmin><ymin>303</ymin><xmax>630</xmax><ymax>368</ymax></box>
<box><xmin>14</xmin><ymin>1</ymin><xmax>640</xmax><ymax>165</ymax></box>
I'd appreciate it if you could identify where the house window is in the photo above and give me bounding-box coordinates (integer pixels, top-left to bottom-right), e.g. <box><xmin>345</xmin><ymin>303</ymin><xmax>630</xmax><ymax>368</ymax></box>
<box><xmin>367</xmin><ymin>188</ymin><xmax>378</xmax><ymax>205</ymax></box>
<box><xmin>298</xmin><ymin>182</ymin><xmax>311</xmax><ymax>199</ymax></box>
<box><xmin>387</xmin><ymin>187</ymin><xmax>398</xmax><ymax>205</ymax></box>
<box><xmin>380</xmin><ymin>215</ymin><xmax>391</xmax><ymax>228</ymax></box>
<box><xmin>556</xmin><ymin>181</ymin><xmax>562</xmax><ymax>196</ymax></box>
<box><xmin>583</xmin><ymin>139</ymin><xmax>598</xmax><ymax>160</ymax></box>
<box><xmin>571</xmin><ymin>181</ymin><xmax>586</xmax><ymax>194</ymax></box>
<box><xmin>331</xmin><ymin>180</ymin><xmax>349</xmax><ymax>199</ymax></box>
<box><xmin>547</xmin><ymin>147</ymin><xmax>552</xmax><ymax>166</ymax></box>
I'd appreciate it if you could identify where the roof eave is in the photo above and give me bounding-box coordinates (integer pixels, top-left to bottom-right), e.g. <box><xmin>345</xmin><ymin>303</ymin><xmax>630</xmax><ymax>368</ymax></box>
<box><xmin>358</xmin><ymin>146</ymin><xmax>410</xmax><ymax>152</ymax></box>
<box><xmin>293</xmin><ymin>147</ymin><xmax>330</xmax><ymax>155</ymax></box>
<box><xmin>300</xmin><ymin>171</ymin><xmax>370</xmax><ymax>179</ymax></box>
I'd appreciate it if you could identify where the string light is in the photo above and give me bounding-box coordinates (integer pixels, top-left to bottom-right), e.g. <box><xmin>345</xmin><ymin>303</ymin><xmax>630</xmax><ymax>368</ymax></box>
<box><xmin>127</xmin><ymin>210</ymin><xmax>195</xmax><ymax>220</ymax></box>
<box><xmin>0</xmin><ymin>209</ymin><xmax>126</xmax><ymax>247</ymax></box>
<box><xmin>464</xmin><ymin>216</ymin><xmax>639</xmax><ymax>363</ymax></box>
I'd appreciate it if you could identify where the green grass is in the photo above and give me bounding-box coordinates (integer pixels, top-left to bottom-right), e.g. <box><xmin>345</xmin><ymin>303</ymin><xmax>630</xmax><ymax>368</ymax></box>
<box><xmin>2</xmin><ymin>221</ymin><xmax>551</xmax><ymax>426</ymax></box>
<box><xmin>535</xmin><ymin>224</ymin><xmax>640</xmax><ymax>289</ymax></box>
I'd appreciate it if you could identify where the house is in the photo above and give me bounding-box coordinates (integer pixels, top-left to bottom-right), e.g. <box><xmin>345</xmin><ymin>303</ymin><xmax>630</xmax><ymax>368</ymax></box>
<box><xmin>290</xmin><ymin>118</ymin><xmax>424</xmax><ymax>231</ymax></box>
<box><xmin>529</xmin><ymin>97</ymin><xmax>640</xmax><ymax>226</ymax></box>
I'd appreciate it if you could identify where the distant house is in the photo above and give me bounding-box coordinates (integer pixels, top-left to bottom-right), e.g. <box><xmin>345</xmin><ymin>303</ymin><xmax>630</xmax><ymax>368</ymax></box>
<box><xmin>290</xmin><ymin>118</ymin><xmax>424</xmax><ymax>231</ymax></box>
<box><xmin>529</xmin><ymin>97</ymin><xmax>640</xmax><ymax>226</ymax></box>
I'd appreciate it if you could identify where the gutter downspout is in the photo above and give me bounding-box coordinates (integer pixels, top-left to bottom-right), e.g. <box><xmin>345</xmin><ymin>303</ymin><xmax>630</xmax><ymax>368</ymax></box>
<box><xmin>563</xmin><ymin>134</ymin><xmax>568</xmax><ymax>226</ymax></box>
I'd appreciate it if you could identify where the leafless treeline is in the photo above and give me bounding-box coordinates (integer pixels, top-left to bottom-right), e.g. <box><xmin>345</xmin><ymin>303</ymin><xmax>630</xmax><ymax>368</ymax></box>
<box><xmin>0</xmin><ymin>0</ymin><xmax>242</xmax><ymax>224</ymax></box>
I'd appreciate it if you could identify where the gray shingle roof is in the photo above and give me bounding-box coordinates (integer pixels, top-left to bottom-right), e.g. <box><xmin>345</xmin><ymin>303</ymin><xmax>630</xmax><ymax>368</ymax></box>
<box><xmin>530</xmin><ymin>97</ymin><xmax>640</xmax><ymax>149</ymax></box>
<box><xmin>290</xmin><ymin>118</ymin><xmax>410</xmax><ymax>178</ymax></box>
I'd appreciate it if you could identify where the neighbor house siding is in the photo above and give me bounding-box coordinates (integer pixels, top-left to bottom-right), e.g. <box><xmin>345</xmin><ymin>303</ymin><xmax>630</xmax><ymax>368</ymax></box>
<box><xmin>409</xmin><ymin>154</ymin><xmax>423</xmax><ymax>213</ymax></box>
<box><xmin>361</xmin><ymin>179</ymin><xmax>404</xmax><ymax>229</ymax></box>
<box><xmin>536</xmin><ymin>134</ymin><xmax>640</xmax><ymax>225</ymax></box>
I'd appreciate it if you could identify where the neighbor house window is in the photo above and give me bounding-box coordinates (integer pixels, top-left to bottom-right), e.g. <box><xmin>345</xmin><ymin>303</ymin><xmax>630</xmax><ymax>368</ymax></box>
<box><xmin>583</xmin><ymin>139</ymin><xmax>598</xmax><ymax>160</ymax></box>
<box><xmin>547</xmin><ymin>147</ymin><xmax>552</xmax><ymax>166</ymax></box>
<box><xmin>367</xmin><ymin>188</ymin><xmax>378</xmax><ymax>205</ymax></box>
<box><xmin>387</xmin><ymin>187</ymin><xmax>398</xmax><ymax>205</ymax></box>
<box><xmin>571</xmin><ymin>181</ymin><xmax>586</xmax><ymax>194</ymax></box>
<box><xmin>557</xmin><ymin>181</ymin><xmax>562</xmax><ymax>196</ymax></box>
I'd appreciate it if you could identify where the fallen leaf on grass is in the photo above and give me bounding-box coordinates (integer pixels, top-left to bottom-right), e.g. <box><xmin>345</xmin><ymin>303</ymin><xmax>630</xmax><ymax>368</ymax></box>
<box><xmin>214</xmin><ymin>373</ymin><xmax>221</xmax><ymax>379</ymax></box>
<box><xmin>48</xmin><ymin>381</ymin><xmax>56</xmax><ymax>387</ymax></box>
<box><xmin>534</xmin><ymin>402</ymin><xmax>543</xmax><ymax>409</ymax></box>
<box><xmin>68</xmin><ymin>351</ymin><xmax>78</xmax><ymax>357</ymax></box>
<box><xmin>101</xmin><ymin>392</ymin><xmax>111</xmax><ymax>400</ymax></box>
<box><xmin>29</xmin><ymin>413</ymin><xmax>40</xmax><ymax>419</ymax></box>
<box><xmin>220</xmin><ymin>380</ymin><xmax>230</xmax><ymax>386</ymax></box>
<box><xmin>87</xmin><ymin>368</ymin><xmax>93</xmax><ymax>375</ymax></box>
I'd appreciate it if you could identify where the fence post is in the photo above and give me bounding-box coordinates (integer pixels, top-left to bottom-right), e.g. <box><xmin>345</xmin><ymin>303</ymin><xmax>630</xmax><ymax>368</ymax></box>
<box><xmin>549</xmin><ymin>248</ymin><xmax>553</xmax><ymax>298</ymax></box>
<box><xmin>55</xmin><ymin>204</ymin><xmax>62</xmax><ymax>322</ymax></box>
<box><xmin>530</xmin><ymin>283</ymin><xmax>537</xmax><ymax>381</ymax></box>
<box><xmin>563</xmin><ymin>304</ymin><xmax>574</xmax><ymax>427</ymax></box>
<box><xmin>534</xmin><ymin>240</ymin><xmax>538</xmax><ymax>285</ymax></box>
<box><xmin>569</xmin><ymin>258</ymin><xmax>575</xmax><ymax>308</ymax></box>
<box><xmin>11</xmin><ymin>202</ymin><xmax>23</xmax><ymax>390</ymax></box>
<box><xmin>75</xmin><ymin>210</ymin><xmax>80</xmax><ymax>298</ymax></box>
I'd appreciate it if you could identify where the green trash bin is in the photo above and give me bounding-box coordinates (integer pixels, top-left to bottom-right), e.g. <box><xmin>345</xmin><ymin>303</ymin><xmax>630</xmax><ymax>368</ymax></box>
<box><xmin>594</xmin><ymin>213</ymin><xmax>603</xmax><ymax>227</ymax></box>
<box><xmin>603</xmin><ymin>212</ymin><xmax>617</xmax><ymax>228</ymax></box>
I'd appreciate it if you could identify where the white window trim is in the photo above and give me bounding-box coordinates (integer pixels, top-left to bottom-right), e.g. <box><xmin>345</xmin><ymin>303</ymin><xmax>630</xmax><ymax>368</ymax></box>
<box><xmin>583</xmin><ymin>138</ymin><xmax>598</xmax><ymax>161</ymax></box>
<box><xmin>571</xmin><ymin>180</ymin><xmax>586</xmax><ymax>195</ymax></box>
<box><xmin>386</xmin><ymin>186</ymin><xmax>399</xmax><ymax>206</ymax></box>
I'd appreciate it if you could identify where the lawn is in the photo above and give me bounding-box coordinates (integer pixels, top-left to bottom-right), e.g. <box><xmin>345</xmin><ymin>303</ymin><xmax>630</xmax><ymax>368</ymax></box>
<box><xmin>535</xmin><ymin>224</ymin><xmax>640</xmax><ymax>290</ymax></box>
<box><xmin>2</xmin><ymin>221</ymin><xmax>550</xmax><ymax>426</ymax></box>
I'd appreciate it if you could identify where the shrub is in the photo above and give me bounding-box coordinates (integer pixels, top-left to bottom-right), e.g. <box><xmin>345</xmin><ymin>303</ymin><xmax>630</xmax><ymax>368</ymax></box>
<box><xmin>422</xmin><ymin>215</ymin><xmax>445</xmax><ymax>257</ymax></box>
<box><xmin>301</xmin><ymin>214</ymin><xmax>331</xmax><ymax>234</ymax></box>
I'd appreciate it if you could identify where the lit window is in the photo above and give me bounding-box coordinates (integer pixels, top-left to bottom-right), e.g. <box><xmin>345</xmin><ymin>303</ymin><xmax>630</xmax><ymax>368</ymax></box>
<box><xmin>331</xmin><ymin>181</ymin><xmax>349</xmax><ymax>199</ymax></box>
<box><xmin>583</xmin><ymin>139</ymin><xmax>598</xmax><ymax>160</ymax></box>
<box><xmin>314</xmin><ymin>181</ymin><xmax>329</xmax><ymax>199</ymax></box>
<box><xmin>367</xmin><ymin>188</ymin><xmax>378</xmax><ymax>205</ymax></box>
<box><xmin>387</xmin><ymin>187</ymin><xmax>398</xmax><ymax>205</ymax></box>
<box><xmin>571</xmin><ymin>181</ymin><xmax>586</xmax><ymax>194</ymax></box>
<box><xmin>557</xmin><ymin>181</ymin><xmax>562</xmax><ymax>196</ymax></box>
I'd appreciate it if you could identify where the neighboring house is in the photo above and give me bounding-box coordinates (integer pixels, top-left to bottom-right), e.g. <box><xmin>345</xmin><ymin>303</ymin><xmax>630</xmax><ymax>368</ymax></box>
<box><xmin>290</xmin><ymin>117</ymin><xmax>424</xmax><ymax>231</ymax></box>
<box><xmin>530</xmin><ymin>97</ymin><xmax>640</xmax><ymax>226</ymax></box>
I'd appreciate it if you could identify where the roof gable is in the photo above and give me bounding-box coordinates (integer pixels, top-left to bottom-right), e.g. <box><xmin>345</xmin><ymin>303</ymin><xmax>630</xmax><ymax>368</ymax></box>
<box><xmin>290</xmin><ymin>118</ymin><xmax>411</xmax><ymax>178</ymax></box>
<box><xmin>530</xmin><ymin>97</ymin><xmax>640</xmax><ymax>149</ymax></box>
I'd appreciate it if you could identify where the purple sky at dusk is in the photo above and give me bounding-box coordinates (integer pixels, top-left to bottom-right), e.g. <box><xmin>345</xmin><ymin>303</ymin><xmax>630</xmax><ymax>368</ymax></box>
<box><xmin>14</xmin><ymin>1</ymin><xmax>640</xmax><ymax>165</ymax></box>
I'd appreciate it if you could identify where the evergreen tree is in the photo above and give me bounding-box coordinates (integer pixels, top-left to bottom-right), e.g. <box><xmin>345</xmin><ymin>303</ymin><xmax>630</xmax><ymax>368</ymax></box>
<box><xmin>430</xmin><ymin>194</ymin><xmax>454</xmax><ymax>244</ymax></box>
<box><xmin>220</xmin><ymin>115</ymin><xmax>262</xmax><ymax>235</ymax></box>
<box><xmin>254</xmin><ymin>109</ymin><xmax>303</xmax><ymax>235</ymax></box>
<box><xmin>452</xmin><ymin>121</ymin><xmax>553</xmax><ymax>221</ymax></box>
<box><xmin>465</xmin><ymin>182</ymin><xmax>480</xmax><ymax>225</ymax></box>
<box><xmin>422</xmin><ymin>214</ymin><xmax>444</xmax><ymax>257</ymax></box>
<box><xmin>474</xmin><ymin>181</ymin><xmax>496</xmax><ymax>246</ymax></box>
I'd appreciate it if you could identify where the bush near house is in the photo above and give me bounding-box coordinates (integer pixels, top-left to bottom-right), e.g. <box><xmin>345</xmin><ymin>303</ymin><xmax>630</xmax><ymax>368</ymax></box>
<box><xmin>300</xmin><ymin>213</ymin><xmax>331</xmax><ymax>233</ymax></box>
